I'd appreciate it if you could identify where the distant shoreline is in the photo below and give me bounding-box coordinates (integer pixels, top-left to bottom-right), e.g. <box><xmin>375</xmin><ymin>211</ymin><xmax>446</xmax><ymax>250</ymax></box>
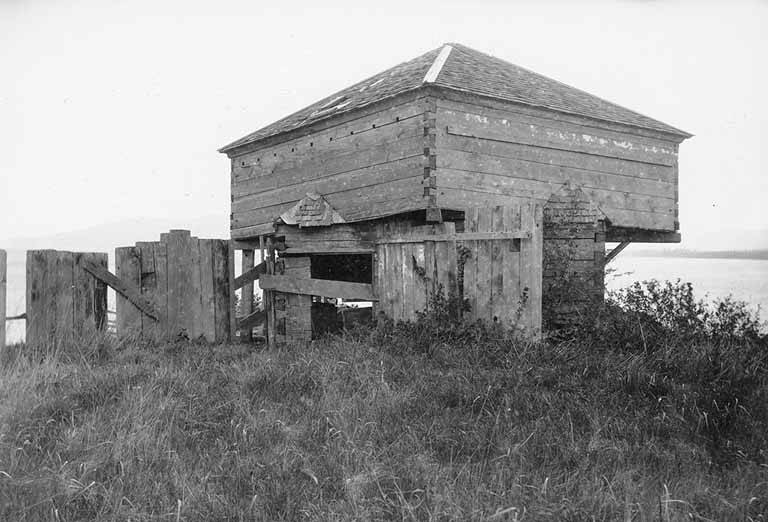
<box><xmin>626</xmin><ymin>249</ymin><xmax>768</xmax><ymax>261</ymax></box>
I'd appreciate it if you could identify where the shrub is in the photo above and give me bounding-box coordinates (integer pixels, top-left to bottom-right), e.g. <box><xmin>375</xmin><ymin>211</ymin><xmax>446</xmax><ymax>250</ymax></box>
<box><xmin>585</xmin><ymin>279</ymin><xmax>766</xmax><ymax>351</ymax></box>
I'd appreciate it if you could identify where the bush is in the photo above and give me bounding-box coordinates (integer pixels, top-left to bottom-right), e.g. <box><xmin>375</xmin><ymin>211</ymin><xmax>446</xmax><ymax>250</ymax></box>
<box><xmin>585</xmin><ymin>279</ymin><xmax>766</xmax><ymax>351</ymax></box>
<box><xmin>369</xmin><ymin>286</ymin><xmax>530</xmax><ymax>368</ymax></box>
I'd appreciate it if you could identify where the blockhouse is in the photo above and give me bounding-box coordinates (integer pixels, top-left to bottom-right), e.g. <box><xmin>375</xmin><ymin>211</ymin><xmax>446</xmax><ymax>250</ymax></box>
<box><xmin>220</xmin><ymin>43</ymin><xmax>691</xmax><ymax>342</ymax></box>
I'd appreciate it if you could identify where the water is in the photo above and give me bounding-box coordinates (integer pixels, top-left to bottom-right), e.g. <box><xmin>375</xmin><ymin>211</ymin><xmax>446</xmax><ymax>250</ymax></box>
<box><xmin>4</xmin><ymin>252</ymin><xmax>767</xmax><ymax>344</ymax></box>
<box><xmin>607</xmin><ymin>256</ymin><xmax>768</xmax><ymax>317</ymax></box>
<box><xmin>5</xmin><ymin>252</ymin><xmax>27</xmax><ymax>344</ymax></box>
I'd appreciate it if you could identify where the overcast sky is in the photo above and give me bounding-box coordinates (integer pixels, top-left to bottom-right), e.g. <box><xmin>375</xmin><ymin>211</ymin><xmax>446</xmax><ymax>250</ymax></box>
<box><xmin>1</xmin><ymin>0</ymin><xmax>766</xmax><ymax>249</ymax></box>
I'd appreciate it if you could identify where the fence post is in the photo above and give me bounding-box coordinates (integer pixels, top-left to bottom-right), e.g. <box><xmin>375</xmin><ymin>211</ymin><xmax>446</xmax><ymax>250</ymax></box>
<box><xmin>1</xmin><ymin>249</ymin><xmax>6</xmax><ymax>353</ymax></box>
<box><xmin>241</xmin><ymin>249</ymin><xmax>255</xmax><ymax>342</ymax></box>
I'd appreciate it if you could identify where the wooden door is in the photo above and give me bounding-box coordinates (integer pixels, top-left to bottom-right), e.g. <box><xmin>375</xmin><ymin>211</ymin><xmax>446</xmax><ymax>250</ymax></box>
<box><xmin>374</xmin><ymin>203</ymin><xmax>542</xmax><ymax>338</ymax></box>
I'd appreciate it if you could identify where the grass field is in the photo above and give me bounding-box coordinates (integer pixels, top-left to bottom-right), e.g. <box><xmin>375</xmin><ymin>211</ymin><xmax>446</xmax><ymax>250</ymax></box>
<box><xmin>1</xmin><ymin>283</ymin><xmax>766</xmax><ymax>521</ymax></box>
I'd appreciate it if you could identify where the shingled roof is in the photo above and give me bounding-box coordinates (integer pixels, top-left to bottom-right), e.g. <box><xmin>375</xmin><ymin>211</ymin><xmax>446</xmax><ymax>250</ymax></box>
<box><xmin>220</xmin><ymin>43</ymin><xmax>690</xmax><ymax>153</ymax></box>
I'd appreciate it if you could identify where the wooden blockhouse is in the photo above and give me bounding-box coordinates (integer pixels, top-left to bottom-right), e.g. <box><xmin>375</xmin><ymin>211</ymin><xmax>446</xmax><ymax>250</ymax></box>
<box><xmin>220</xmin><ymin>43</ymin><xmax>691</xmax><ymax>342</ymax></box>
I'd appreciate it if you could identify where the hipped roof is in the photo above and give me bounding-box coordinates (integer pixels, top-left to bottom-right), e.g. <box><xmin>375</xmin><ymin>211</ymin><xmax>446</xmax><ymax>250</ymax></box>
<box><xmin>220</xmin><ymin>43</ymin><xmax>691</xmax><ymax>153</ymax></box>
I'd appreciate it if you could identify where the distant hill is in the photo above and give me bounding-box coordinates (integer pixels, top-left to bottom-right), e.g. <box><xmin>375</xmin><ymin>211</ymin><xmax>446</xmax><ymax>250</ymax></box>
<box><xmin>626</xmin><ymin>249</ymin><xmax>768</xmax><ymax>260</ymax></box>
<box><xmin>1</xmin><ymin>214</ymin><xmax>229</xmax><ymax>255</ymax></box>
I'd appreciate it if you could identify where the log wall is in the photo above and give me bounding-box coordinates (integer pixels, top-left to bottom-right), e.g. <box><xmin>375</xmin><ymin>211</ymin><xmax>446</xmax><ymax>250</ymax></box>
<box><xmin>433</xmin><ymin>96</ymin><xmax>680</xmax><ymax>231</ymax></box>
<box><xmin>228</xmin><ymin>96</ymin><xmax>433</xmax><ymax>239</ymax></box>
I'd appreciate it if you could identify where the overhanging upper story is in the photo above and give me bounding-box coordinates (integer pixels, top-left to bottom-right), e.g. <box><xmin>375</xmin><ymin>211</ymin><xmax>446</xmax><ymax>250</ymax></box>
<box><xmin>220</xmin><ymin>43</ymin><xmax>691</xmax><ymax>241</ymax></box>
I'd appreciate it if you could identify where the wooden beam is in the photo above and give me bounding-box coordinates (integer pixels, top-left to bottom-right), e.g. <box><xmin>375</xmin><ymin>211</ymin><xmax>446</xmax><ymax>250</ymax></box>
<box><xmin>237</xmin><ymin>309</ymin><xmax>266</xmax><ymax>330</ymax></box>
<box><xmin>377</xmin><ymin>231</ymin><xmax>532</xmax><ymax>244</ymax></box>
<box><xmin>604</xmin><ymin>241</ymin><xmax>631</xmax><ymax>266</ymax></box>
<box><xmin>231</xmin><ymin>239</ymin><xmax>262</xmax><ymax>250</ymax></box>
<box><xmin>283</xmin><ymin>246</ymin><xmax>375</xmax><ymax>255</ymax></box>
<box><xmin>233</xmin><ymin>261</ymin><xmax>266</xmax><ymax>289</ymax></box>
<box><xmin>80</xmin><ymin>260</ymin><xmax>159</xmax><ymax>321</ymax></box>
<box><xmin>260</xmin><ymin>275</ymin><xmax>377</xmax><ymax>301</ymax></box>
<box><xmin>606</xmin><ymin>228</ymin><xmax>681</xmax><ymax>243</ymax></box>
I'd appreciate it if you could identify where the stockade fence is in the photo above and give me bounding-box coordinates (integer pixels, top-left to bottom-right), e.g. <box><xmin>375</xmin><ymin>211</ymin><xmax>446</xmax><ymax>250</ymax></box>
<box><xmin>25</xmin><ymin>250</ymin><xmax>108</xmax><ymax>348</ymax></box>
<box><xmin>3</xmin><ymin>210</ymin><xmax>544</xmax><ymax>349</ymax></box>
<box><xmin>115</xmin><ymin>230</ymin><xmax>234</xmax><ymax>343</ymax></box>
<box><xmin>3</xmin><ymin>230</ymin><xmax>267</xmax><ymax>350</ymax></box>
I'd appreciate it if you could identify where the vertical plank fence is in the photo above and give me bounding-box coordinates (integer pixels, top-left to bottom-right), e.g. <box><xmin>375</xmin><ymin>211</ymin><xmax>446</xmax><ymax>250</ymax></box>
<box><xmin>115</xmin><ymin>230</ymin><xmax>233</xmax><ymax>342</ymax></box>
<box><xmin>26</xmin><ymin>250</ymin><xmax>108</xmax><ymax>348</ymax></box>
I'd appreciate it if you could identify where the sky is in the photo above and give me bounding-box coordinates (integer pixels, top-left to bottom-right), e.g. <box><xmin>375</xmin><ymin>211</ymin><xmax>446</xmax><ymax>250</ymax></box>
<box><xmin>1</xmin><ymin>0</ymin><xmax>766</xmax><ymax>250</ymax></box>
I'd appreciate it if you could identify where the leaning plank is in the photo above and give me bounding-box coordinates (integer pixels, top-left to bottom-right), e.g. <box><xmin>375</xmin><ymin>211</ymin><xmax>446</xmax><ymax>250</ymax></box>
<box><xmin>260</xmin><ymin>275</ymin><xmax>377</xmax><ymax>301</ymax></box>
<box><xmin>81</xmin><ymin>260</ymin><xmax>158</xmax><ymax>320</ymax></box>
<box><xmin>238</xmin><ymin>309</ymin><xmax>266</xmax><ymax>330</ymax></box>
<box><xmin>233</xmin><ymin>261</ymin><xmax>266</xmax><ymax>289</ymax></box>
<box><xmin>603</xmin><ymin>241</ymin><xmax>631</xmax><ymax>266</ymax></box>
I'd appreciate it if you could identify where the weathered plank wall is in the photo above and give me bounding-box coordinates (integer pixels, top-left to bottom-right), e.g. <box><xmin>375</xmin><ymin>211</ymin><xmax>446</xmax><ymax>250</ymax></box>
<box><xmin>375</xmin><ymin>204</ymin><xmax>542</xmax><ymax>337</ymax></box>
<box><xmin>375</xmin><ymin>221</ymin><xmax>457</xmax><ymax>322</ymax></box>
<box><xmin>228</xmin><ymin>96</ymin><xmax>432</xmax><ymax>239</ymax></box>
<box><xmin>462</xmin><ymin>204</ymin><xmax>542</xmax><ymax>334</ymax></box>
<box><xmin>26</xmin><ymin>250</ymin><xmax>108</xmax><ymax>348</ymax></box>
<box><xmin>116</xmin><ymin>230</ymin><xmax>232</xmax><ymax>343</ymax></box>
<box><xmin>0</xmin><ymin>249</ymin><xmax>5</xmax><ymax>352</ymax></box>
<box><xmin>433</xmin><ymin>96</ymin><xmax>680</xmax><ymax>231</ymax></box>
<box><xmin>274</xmin><ymin>256</ymin><xmax>312</xmax><ymax>345</ymax></box>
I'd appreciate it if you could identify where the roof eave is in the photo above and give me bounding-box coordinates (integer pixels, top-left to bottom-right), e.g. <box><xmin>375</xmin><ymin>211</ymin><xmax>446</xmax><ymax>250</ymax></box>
<box><xmin>218</xmin><ymin>85</ymin><xmax>431</xmax><ymax>156</ymax></box>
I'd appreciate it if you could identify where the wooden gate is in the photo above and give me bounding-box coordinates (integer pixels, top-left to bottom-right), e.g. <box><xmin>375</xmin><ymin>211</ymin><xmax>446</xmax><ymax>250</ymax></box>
<box><xmin>115</xmin><ymin>230</ymin><xmax>234</xmax><ymax>342</ymax></box>
<box><xmin>375</xmin><ymin>203</ymin><xmax>543</xmax><ymax>337</ymax></box>
<box><xmin>26</xmin><ymin>250</ymin><xmax>108</xmax><ymax>347</ymax></box>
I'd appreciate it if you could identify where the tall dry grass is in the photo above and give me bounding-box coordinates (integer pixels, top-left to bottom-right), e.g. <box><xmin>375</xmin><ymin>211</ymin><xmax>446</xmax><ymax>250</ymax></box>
<box><xmin>0</xmin><ymin>281</ymin><xmax>766</xmax><ymax>521</ymax></box>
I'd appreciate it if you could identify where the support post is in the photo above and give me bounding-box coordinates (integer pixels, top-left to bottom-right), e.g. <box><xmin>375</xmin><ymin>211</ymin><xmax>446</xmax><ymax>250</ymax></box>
<box><xmin>260</xmin><ymin>236</ymin><xmax>269</xmax><ymax>343</ymax></box>
<box><xmin>1</xmin><ymin>249</ymin><xmax>6</xmax><ymax>353</ymax></box>
<box><xmin>266</xmin><ymin>237</ymin><xmax>276</xmax><ymax>348</ymax></box>
<box><xmin>241</xmin><ymin>249</ymin><xmax>255</xmax><ymax>342</ymax></box>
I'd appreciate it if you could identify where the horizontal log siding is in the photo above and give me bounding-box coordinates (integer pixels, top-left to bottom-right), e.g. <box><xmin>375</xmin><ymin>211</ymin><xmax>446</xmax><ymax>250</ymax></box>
<box><xmin>434</xmin><ymin>99</ymin><xmax>679</xmax><ymax>231</ymax></box>
<box><xmin>230</xmin><ymin>98</ymin><xmax>429</xmax><ymax>239</ymax></box>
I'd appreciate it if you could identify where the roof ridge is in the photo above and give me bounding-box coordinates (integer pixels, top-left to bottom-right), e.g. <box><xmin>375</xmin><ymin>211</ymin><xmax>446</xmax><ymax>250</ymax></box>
<box><xmin>423</xmin><ymin>44</ymin><xmax>453</xmax><ymax>83</ymax></box>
